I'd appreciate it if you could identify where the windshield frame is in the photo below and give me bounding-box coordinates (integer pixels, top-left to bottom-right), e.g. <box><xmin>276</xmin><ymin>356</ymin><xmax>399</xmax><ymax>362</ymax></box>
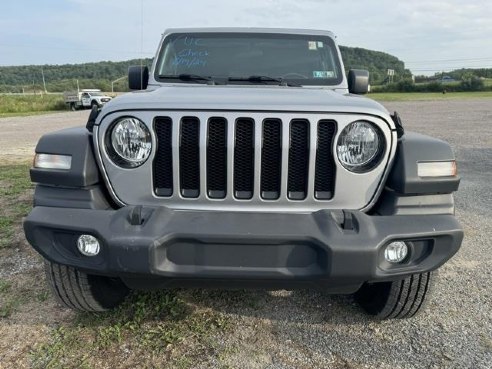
<box><xmin>153</xmin><ymin>32</ymin><xmax>344</xmax><ymax>87</ymax></box>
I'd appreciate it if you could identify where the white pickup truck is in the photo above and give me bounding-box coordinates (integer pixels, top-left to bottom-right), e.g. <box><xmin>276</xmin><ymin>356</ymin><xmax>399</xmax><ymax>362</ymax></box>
<box><xmin>63</xmin><ymin>89</ymin><xmax>112</xmax><ymax>111</ymax></box>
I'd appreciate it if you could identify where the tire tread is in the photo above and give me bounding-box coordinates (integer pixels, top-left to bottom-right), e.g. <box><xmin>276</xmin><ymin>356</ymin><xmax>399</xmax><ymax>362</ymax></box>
<box><xmin>355</xmin><ymin>272</ymin><xmax>434</xmax><ymax>319</ymax></box>
<box><xmin>44</xmin><ymin>261</ymin><xmax>118</xmax><ymax>312</ymax></box>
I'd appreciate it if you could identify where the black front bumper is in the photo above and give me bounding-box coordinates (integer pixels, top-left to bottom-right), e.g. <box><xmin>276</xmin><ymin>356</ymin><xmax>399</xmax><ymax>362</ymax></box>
<box><xmin>24</xmin><ymin>206</ymin><xmax>463</xmax><ymax>292</ymax></box>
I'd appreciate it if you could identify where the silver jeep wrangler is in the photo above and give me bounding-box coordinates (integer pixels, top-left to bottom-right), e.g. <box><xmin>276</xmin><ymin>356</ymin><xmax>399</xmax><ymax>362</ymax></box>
<box><xmin>24</xmin><ymin>28</ymin><xmax>463</xmax><ymax>319</ymax></box>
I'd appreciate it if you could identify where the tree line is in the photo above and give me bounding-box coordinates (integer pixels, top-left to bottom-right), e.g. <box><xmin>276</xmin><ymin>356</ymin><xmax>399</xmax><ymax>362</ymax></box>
<box><xmin>1</xmin><ymin>47</ymin><xmax>489</xmax><ymax>93</ymax></box>
<box><xmin>0</xmin><ymin>46</ymin><xmax>411</xmax><ymax>93</ymax></box>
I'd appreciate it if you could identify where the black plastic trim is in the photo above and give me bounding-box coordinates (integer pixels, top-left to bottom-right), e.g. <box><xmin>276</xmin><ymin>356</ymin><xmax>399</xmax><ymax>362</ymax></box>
<box><xmin>373</xmin><ymin>189</ymin><xmax>455</xmax><ymax>216</ymax></box>
<box><xmin>86</xmin><ymin>105</ymin><xmax>100</xmax><ymax>132</ymax></box>
<box><xmin>391</xmin><ymin>111</ymin><xmax>405</xmax><ymax>138</ymax></box>
<box><xmin>387</xmin><ymin>132</ymin><xmax>460</xmax><ymax>194</ymax></box>
<box><xmin>31</xmin><ymin>127</ymin><xmax>100</xmax><ymax>187</ymax></box>
<box><xmin>128</xmin><ymin>65</ymin><xmax>149</xmax><ymax>90</ymax></box>
<box><xmin>24</xmin><ymin>206</ymin><xmax>463</xmax><ymax>288</ymax></box>
<box><xmin>33</xmin><ymin>184</ymin><xmax>111</xmax><ymax>210</ymax></box>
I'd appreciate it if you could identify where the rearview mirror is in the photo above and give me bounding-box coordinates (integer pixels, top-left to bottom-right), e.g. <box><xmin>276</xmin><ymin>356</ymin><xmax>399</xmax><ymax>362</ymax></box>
<box><xmin>128</xmin><ymin>65</ymin><xmax>149</xmax><ymax>90</ymax></box>
<box><xmin>348</xmin><ymin>69</ymin><xmax>369</xmax><ymax>94</ymax></box>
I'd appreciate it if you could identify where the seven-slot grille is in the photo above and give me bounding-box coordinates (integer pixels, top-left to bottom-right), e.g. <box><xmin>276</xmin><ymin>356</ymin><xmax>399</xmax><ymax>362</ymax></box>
<box><xmin>153</xmin><ymin>116</ymin><xmax>336</xmax><ymax>201</ymax></box>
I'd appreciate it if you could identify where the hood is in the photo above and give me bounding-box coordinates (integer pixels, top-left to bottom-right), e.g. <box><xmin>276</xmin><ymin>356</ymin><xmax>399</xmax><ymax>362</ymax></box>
<box><xmin>103</xmin><ymin>84</ymin><xmax>389</xmax><ymax>117</ymax></box>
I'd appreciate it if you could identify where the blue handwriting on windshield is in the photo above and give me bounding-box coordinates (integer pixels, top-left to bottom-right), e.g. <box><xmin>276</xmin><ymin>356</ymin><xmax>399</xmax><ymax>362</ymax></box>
<box><xmin>172</xmin><ymin>48</ymin><xmax>209</xmax><ymax>68</ymax></box>
<box><xmin>183</xmin><ymin>37</ymin><xmax>203</xmax><ymax>46</ymax></box>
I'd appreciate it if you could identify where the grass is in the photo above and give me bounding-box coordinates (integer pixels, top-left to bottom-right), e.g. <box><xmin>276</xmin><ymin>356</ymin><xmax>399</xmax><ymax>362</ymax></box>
<box><xmin>0</xmin><ymin>163</ymin><xmax>33</xmax><ymax>318</ymax></box>
<box><xmin>0</xmin><ymin>110</ymin><xmax>68</xmax><ymax>118</ymax></box>
<box><xmin>31</xmin><ymin>291</ymin><xmax>231</xmax><ymax>369</ymax></box>
<box><xmin>483</xmin><ymin>78</ymin><xmax>492</xmax><ymax>87</ymax></box>
<box><xmin>1</xmin><ymin>90</ymin><xmax>491</xmax><ymax>117</ymax></box>
<box><xmin>0</xmin><ymin>217</ymin><xmax>15</xmax><ymax>249</ymax></box>
<box><xmin>0</xmin><ymin>276</ymin><xmax>36</xmax><ymax>319</ymax></box>
<box><xmin>370</xmin><ymin>90</ymin><xmax>492</xmax><ymax>102</ymax></box>
<box><xmin>0</xmin><ymin>279</ymin><xmax>12</xmax><ymax>294</ymax></box>
<box><xmin>0</xmin><ymin>94</ymin><xmax>66</xmax><ymax>117</ymax></box>
<box><xmin>0</xmin><ymin>295</ymin><xmax>25</xmax><ymax>318</ymax></box>
<box><xmin>0</xmin><ymin>163</ymin><xmax>32</xmax><ymax>248</ymax></box>
<box><xmin>0</xmin><ymin>162</ymin><xmax>233</xmax><ymax>367</ymax></box>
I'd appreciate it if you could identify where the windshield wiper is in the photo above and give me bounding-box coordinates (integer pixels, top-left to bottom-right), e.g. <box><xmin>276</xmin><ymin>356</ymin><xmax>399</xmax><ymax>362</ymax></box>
<box><xmin>228</xmin><ymin>75</ymin><xmax>300</xmax><ymax>87</ymax></box>
<box><xmin>158</xmin><ymin>74</ymin><xmax>217</xmax><ymax>84</ymax></box>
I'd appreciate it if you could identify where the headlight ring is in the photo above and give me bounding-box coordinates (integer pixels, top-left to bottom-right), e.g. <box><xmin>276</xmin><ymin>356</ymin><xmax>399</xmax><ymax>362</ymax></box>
<box><xmin>105</xmin><ymin>117</ymin><xmax>152</xmax><ymax>168</ymax></box>
<box><xmin>336</xmin><ymin>120</ymin><xmax>385</xmax><ymax>173</ymax></box>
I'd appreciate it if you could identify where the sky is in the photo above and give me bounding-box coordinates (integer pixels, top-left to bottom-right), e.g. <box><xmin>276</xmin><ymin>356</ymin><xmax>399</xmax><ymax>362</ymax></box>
<box><xmin>1</xmin><ymin>0</ymin><xmax>491</xmax><ymax>75</ymax></box>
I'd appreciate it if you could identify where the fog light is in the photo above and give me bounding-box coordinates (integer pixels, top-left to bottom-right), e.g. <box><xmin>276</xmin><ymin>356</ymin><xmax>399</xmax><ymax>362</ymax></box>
<box><xmin>77</xmin><ymin>235</ymin><xmax>100</xmax><ymax>256</ymax></box>
<box><xmin>384</xmin><ymin>241</ymin><xmax>408</xmax><ymax>263</ymax></box>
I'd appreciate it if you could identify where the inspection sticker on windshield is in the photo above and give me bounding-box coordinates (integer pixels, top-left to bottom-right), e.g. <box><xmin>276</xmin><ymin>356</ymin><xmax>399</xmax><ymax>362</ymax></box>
<box><xmin>313</xmin><ymin>71</ymin><xmax>335</xmax><ymax>78</ymax></box>
<box><xmin>308</xmin><ymin>41</ymin><xmax>317</xmax><ymax>50</ymax></box>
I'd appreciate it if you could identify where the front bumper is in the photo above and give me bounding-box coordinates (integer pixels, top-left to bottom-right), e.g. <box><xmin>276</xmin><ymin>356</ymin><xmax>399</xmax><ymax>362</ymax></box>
<box><xmin>24</xmin><ymin>206</ymin><xmax>463</xmax><ymax>292</ymax></box>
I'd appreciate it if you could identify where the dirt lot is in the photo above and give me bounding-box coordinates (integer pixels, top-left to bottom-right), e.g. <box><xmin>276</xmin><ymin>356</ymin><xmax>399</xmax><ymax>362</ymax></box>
<box><xmin>0</xmin><ymin>99</ymin><xmax>491</xmax><ymax>368</ymax></box>
<box><xmin>0</xmin><ymin>111</ymin><xmax>86</xmax><ymax>162</ymax></box>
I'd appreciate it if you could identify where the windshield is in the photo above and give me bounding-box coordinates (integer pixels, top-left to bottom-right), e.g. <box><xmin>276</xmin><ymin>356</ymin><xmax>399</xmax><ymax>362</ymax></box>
<box><xmin>88</xmin><ymin>92</ymin><xmax>103</xmax><ymax>96</ymax></box>
<box><xmin>155</xmin><ymin>32</ymin><xmax>343</xmax><ymax>86</ymax></box>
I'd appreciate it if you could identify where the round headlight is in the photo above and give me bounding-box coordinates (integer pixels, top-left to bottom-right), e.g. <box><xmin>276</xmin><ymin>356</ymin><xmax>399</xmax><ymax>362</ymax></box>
<box><xmin>107</xmin><ymin>117</ymin><xmax>152</xmax><ymax>167</ymax></box>
<box><xmin>336</xmin><ymin>121</ymin><xmax>384</xmax><ymax>172</ymax></box>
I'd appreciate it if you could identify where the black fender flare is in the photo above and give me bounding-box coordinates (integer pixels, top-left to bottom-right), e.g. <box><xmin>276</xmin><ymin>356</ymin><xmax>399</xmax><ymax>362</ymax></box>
<box><xmin>30</xmin><ymin>127</ymin><xmax>100</xmax><ymax>187</ymax></box>
<box><xmin>386</xmin><ymin>131</ymin><xmax>460</xmax><ymax>194</ymax></box>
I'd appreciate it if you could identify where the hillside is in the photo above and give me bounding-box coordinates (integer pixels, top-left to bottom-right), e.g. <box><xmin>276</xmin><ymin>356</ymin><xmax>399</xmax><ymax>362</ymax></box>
<box><xmin>0</xmin><ymin>58</ymin><xmax>153</xmax><ymax>93</ymax></box>
<box><xmin>0</xmin><ymin>46</ymin><xmax>410</xmax><ymax>92</ymax></box>
<box><xmin>340</xmin><ymin>46</ymin><xmax>410</xmax><ymax>83</ymax></box>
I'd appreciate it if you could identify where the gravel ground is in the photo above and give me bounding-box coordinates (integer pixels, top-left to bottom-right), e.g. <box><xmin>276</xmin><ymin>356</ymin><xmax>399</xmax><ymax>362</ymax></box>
<box><xmin>0</xmin><ymin>99</ymin><xmax>491</xmax><ymax>368</ymax></box>
<box><xmin>0</xmin><ymin>111</ymin><xmax>88</xmax><ymax>161</ymax></box>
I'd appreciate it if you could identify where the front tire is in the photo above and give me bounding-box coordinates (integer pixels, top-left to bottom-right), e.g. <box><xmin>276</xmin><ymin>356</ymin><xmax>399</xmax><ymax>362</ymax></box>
<box><xmin>44</xmin><ymin>261</ymin><xmax>129</xmax><ymax>312</ymax></box>
<box><xmin>355</xmin><ymin>272</ymin><xmax>434</xmax><ymax>319</ymax></box>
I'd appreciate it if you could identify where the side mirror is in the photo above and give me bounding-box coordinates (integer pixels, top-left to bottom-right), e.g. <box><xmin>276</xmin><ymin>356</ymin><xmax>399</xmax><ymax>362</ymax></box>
<box><xmin>128</xmin><ymin>65</ymin><xmax>149</xmax><ymax>90</ymax></box>
<box><xmin>348</xmin><ymin>69</ymin><xmax>369</xmax><ymax>94</ymax></box>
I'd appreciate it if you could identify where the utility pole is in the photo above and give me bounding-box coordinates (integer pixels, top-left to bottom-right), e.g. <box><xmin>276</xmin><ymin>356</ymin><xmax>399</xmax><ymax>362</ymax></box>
<box><xmin>41</xmin><ymin>68</ymin><xmax>48</xmax><ymax>94</ymax></box>
<box><xmin>112</xmin><ymin>76</ymin><xmax>127</xmax><ymax>93</ymax></box>
<box><xmin>387</xmin><ymin>69</ymin><xmax>395</xmax><ymax>84</ymax></box>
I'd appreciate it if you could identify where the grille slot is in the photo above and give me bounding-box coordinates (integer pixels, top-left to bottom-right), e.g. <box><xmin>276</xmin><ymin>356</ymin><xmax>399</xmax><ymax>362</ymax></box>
<box><xmin>315</xmin><ymin>120</ymin><xmax>337</xmax><ymax>199</ymax></box>
<box><xmin>261</xmin><ymin>119</ymin><xmax>282</xmax><ymax>200</ymax></box>
<box><xmin>179</xmin><ymin>117</ymin><xmax>200</xmax><ymax>198</ymax></box>
<box><xmin>207</xmin><ymin>117</ymin><xmax>228</xmax><ymax>198</ymax></box>
<box><xmin>153</xmin><ymin>117</ymin><xmax>173</xmax><ymax>197</ymax></box>
<box><xmin>288</xmin><ymin>119</ymin><xmax>310</xmax><ymax>200</ymax></box>
<box><xmin>234</xmin><ymin>118</ymin><xmax>255</xmax><ymax>199</ymax></box>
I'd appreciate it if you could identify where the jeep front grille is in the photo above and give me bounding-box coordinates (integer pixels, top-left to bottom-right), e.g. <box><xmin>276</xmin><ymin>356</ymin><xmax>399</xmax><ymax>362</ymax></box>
<box><xmin>153</xmin><ymin>115</ymin><xmax>337</xmax><ymax>202</ymax></box>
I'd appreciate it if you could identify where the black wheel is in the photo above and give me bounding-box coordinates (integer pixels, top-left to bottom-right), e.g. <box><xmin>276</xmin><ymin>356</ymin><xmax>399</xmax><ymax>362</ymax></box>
<box><xmin>70</xmin><ymin>102</ymin><xmax>77</xmax><ymax>111</ymax></box>
<box><xmin>355</xmin><ymin>272</ymin><xmax>434</xmax><ymax>319</ymax></box>
<box><xmin>44</xmin><ymin>261</ymin><xmax>129</xmax><ymax>312</ymax></box>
